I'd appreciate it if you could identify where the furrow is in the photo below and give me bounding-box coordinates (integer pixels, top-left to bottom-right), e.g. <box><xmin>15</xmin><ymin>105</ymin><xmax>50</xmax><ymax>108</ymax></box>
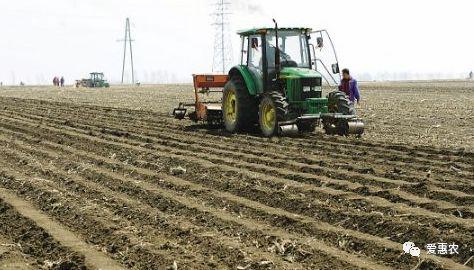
<box><xmin>0</xmin><ymin>120</ymin><xmax>471</xmax><ymax>268</ymax></box>
<box><xmin>0</xmin><ymin>113</ymin><xmax>472</xmax><ymax>220</ymax></box>
<box><xmin>2</xmin><ymin>97</ymin><xmax>472</xmax><ymax>169</ymax></box>
<box><xmin>0</xmin><ymin>134</ymin><xmax>389</xmax><ymax>269</ymax></box>
<box><xmin>0</xmin><ymin>142</ymin><xmax>300</xmax><ymax>269</ymax></box>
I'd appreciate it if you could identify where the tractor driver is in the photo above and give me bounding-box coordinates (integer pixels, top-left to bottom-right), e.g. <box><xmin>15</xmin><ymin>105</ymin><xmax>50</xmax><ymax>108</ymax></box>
<box><xmin>339</xmin><ymin>68</ymin><xmax>360</xmax><ymax>104</ymax></box>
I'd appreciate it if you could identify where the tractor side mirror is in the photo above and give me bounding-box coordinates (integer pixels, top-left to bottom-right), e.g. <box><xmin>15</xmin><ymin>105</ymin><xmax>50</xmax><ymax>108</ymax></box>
<box><xmin>316</xmin><ymin>37</ymin><xmax>324</xmax><ymax>48</ymax></box>
<box><xmin>251</xmin><ymin>37</ymin><xmax>259</xmax><ymax>49</ymax></box>
<box><xmin>332</xmin><ymin>63</ymin><xmax>340</xmax><ymax>74</ymax></box>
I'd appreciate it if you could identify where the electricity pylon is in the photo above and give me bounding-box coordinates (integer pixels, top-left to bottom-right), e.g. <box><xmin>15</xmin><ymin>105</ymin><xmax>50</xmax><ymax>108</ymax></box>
<box><xmin>211</xmin><ymin>0</ymin><xmax>233</xmax><ymax>74</ymax></box>
<box><xmin>118</xmin><ymin>18</ymin><xmax>135</xmax><ymax>84</ymax></box>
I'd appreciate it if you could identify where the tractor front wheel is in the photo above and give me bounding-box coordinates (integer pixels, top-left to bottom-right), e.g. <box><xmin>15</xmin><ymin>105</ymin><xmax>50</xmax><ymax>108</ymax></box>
<box><xmin>327</xmin><ymin>91</ymin><xmax>355</xmax><ymax>115</ymax></box>
<box><xmin>222</xmin><ymin>76</ymin><xmax>257</xmax><ymax>133</ymax></box>
<box><xmin>259</xmin><ymin>92</ymin><xmax>288</xmax><ymax>137</ymax></box>
<box><xmin>324</xmin><ymin>90</ymin><xmax>355</xmax><ymax>135</ymax></box>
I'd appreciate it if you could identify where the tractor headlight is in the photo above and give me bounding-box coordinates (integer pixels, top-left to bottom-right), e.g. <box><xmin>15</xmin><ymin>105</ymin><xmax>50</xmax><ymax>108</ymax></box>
<box><xmin>303</xmin><ymin>86</ymin><xmax>313</xmax><ymax>92</ymax></box>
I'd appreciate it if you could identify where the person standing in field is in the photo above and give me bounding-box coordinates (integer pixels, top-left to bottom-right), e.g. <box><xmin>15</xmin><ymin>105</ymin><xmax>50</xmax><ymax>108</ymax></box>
<box><xmin>54</xmin><ymin>76</ymin><xmax>60</xmax><ymax>87</ymax></box>
<box><xmin>60</xmin><ymin>76</ymin><xmax>65</xmax><ymax>87</ymax></box>
<box><xmin>339</xmin><ymin>68</ymin><xmax>360</xmax><ymax>104</ymax></box>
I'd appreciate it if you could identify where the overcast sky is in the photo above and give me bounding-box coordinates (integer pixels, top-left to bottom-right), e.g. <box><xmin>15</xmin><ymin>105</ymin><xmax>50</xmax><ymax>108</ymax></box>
<box><xmin>0</xmin><ymin>0</ymin><xmax>473</xmax><ymax>84</ymax></box>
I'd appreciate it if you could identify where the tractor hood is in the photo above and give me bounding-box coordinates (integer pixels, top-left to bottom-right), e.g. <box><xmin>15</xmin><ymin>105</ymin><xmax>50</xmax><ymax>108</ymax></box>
<box><xmin>280</xmin><ymin>67</ymin><xmax>322</xmax><ymax>79</ymax></box>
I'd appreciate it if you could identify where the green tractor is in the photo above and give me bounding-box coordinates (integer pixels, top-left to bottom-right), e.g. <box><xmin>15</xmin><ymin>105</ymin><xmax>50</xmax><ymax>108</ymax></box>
<box><xmin>222</xmin><ymin>20</ymin><xmax>364</xmax><ymax>136</ymax></box>
<box><xmin>77</xmin><ymin>72</ymin><xmax>110</xmax><ymax>88</ymax></box>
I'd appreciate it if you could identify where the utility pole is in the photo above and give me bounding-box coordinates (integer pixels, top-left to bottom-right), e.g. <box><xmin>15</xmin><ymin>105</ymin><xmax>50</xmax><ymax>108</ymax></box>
<box><xmin>212</xmin><ymin>0</ymin><xmax>232</xmax><ymax>74</ymax></box>
<box><xmin>118</xmin><ymin>18</ymin><xmax>135</xmax><ymax>84</ymax></box>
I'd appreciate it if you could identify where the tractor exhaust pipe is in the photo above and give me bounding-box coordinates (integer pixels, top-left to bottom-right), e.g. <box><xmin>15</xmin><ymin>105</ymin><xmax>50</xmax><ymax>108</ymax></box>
<box><xmin>272</xmin><ymin>19</ymin><xmax>281</xmax><ymax>80</ymax></box>
<box><xmin>279</xmin><ymin>124</ymin><xmax>298</xmax><ymax>136</ymax></box>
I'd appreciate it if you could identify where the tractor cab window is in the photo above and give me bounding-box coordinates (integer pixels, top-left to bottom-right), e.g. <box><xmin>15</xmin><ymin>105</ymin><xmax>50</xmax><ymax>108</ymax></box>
<box><xmin>241</xmin><ymin>36</ymin><xmax>249</xmax><ymax>65</ymax></box>
<box><xmin>248</xmin><ymin>35</ymin><xmax>262</xmax><ymax>70</ymax></box>
<box><xmin>246</xmin><ymin>35</ymin><xmax>264</xmax><ymax>93</ymax></box>
<box><xmin>266</xmin><ymin>31</ymin><xmax>310</xmax><ymax>69</ymax></box>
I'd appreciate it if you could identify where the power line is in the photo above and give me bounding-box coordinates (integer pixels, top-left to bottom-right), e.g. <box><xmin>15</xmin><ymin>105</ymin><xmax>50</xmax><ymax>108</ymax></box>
<box><xmin>117</xmin><ymin>18</ymin><xmax>135</xmax><ymax>84</ymax></box>
<box><xmin>211</xmin><ymin>0</ymin><xmax>233</xmax><ymax>74</ymax></box>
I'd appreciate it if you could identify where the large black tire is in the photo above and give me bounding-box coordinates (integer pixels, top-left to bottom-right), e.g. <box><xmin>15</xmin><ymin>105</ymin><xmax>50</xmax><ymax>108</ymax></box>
<box><xmin>222</xmin><ymin>76</ymin><xmax>257</xmax><ymax>133</ymax></box>
<box><xmin>327</xmin><ymin>91</ymin><xmax>355</xmax><ymax>115</ymax></box>
<box><xmin>258</xmin><ymin>91</ymin><xmax>289</xmax><ymax>137</ymax></box>
<box><xmin>324</xmin><ymin>91</ymin><xmax>355</xmax><ymax>135</ymax></box>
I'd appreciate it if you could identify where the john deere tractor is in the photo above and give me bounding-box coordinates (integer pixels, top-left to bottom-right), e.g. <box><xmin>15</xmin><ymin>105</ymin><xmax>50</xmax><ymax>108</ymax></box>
<box><xmin>77</xmin><ymin>72</ymin><xmax>110</xmax><ymax>88</ymax></box>
<box><xmin>222</xmin><ymin>20</ymin><xmax>364</xmax><ymax>136</ymax></box>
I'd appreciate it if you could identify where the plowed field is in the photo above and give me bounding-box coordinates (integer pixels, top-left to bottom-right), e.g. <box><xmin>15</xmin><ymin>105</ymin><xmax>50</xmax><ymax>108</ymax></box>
<box><xmin>0</xmin><ymin>81</ymin><xmax>472</xmax><ymax>269</ymax></box>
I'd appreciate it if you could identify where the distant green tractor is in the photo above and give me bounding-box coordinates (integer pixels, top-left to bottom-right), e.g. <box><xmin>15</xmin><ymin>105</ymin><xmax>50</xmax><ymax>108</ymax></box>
<box><xmin>222</xmin><ymin>20</ymin><xmax>364</xmax><ymax>136</ymax></box>
<box><xmin>77</xmin><ymin>72</ymin><xmax>110</xmax><ymax>88</ymax></box>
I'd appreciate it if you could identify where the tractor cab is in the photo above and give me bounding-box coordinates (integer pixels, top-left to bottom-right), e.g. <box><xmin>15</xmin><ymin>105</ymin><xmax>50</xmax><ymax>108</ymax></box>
<box><xmin>90</xmin><ymin>72</ymin><xmax>104</xmax><ymax>82</ymax></box>
<box><xmin>239</xmin><ymin>27</ymin><xmax>318</xmax><ymax>94</ymax></box>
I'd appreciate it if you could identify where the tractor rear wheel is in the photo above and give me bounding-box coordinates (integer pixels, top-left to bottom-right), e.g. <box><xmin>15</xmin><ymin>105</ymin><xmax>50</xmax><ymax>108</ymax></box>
<box><xmin>259</xmin><ymin>91</ymin><xmax>289</xmax><ymax>137</ymax></box>
<box><xmin>222</xmin><ymin>76</ymin><xmax>257</xmax><ymax>133</ymax></box>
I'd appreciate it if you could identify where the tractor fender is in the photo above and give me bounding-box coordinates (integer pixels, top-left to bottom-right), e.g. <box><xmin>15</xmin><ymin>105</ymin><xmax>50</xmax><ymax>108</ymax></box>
<box><xmin>228</xmin><ymin>66</ymin><xmax>258</xmax><ymax>96</ymax></box>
